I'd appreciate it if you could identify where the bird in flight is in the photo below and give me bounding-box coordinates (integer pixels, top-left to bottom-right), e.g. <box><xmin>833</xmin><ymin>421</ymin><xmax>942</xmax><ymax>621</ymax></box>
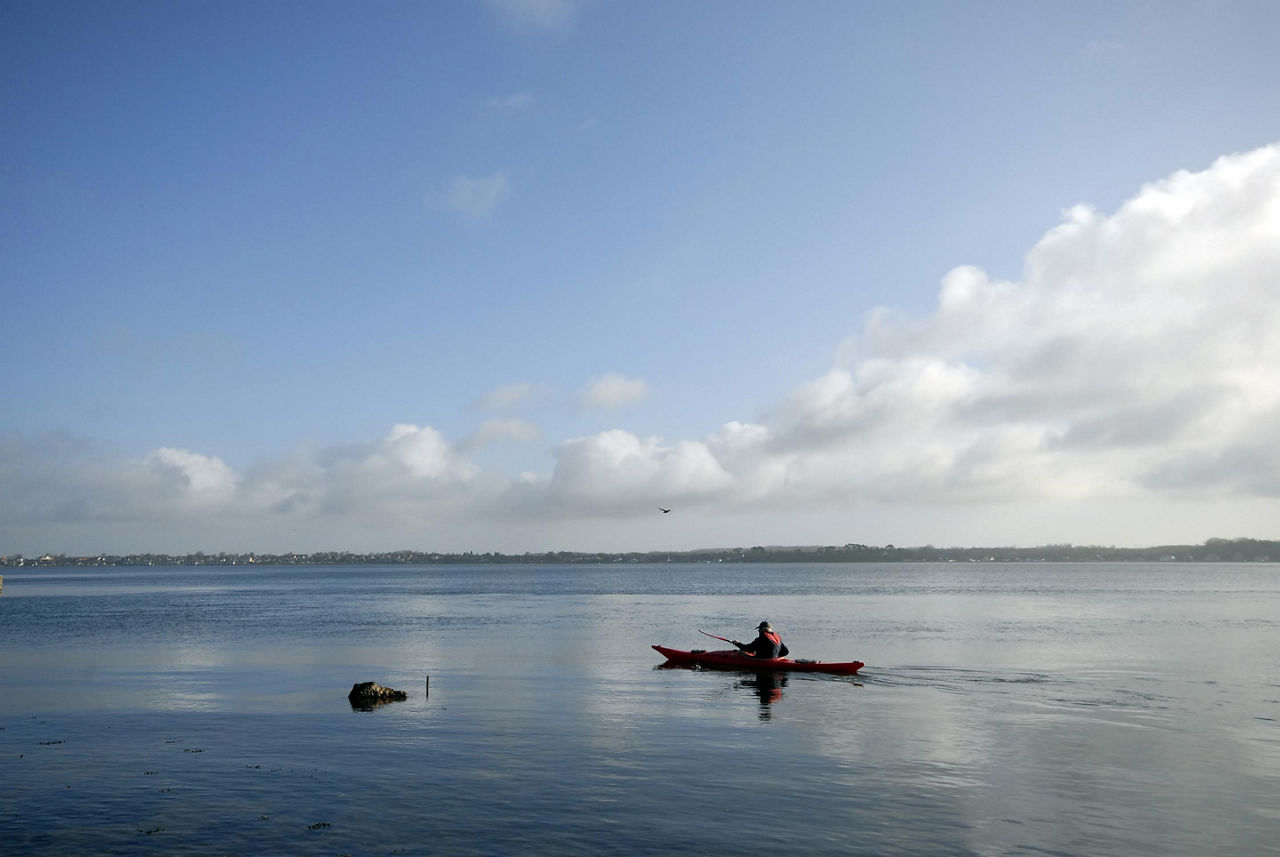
<box><xmin>659</xmin><ymin>508</ymin><xmax>671</xmax><ymax>514</ymax></box>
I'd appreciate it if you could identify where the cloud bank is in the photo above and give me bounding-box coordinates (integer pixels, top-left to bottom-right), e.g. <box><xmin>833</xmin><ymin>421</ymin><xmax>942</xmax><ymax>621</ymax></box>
<box><xmin>5</xmin><ymin>144</ymin><xmax>1280</xmax><ymax>553</ymax></box>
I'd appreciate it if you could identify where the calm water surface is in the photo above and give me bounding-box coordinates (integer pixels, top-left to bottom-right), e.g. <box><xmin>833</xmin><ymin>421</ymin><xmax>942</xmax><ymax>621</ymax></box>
<box><xmin>2</xmin><ymin>562</ymin><xmax>1278</xmax><ymax>855</ymax></box>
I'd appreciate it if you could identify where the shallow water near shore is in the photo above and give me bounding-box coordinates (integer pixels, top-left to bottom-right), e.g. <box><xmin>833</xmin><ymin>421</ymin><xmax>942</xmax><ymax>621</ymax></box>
<box><xmin>2</xmin><ymin>562</ymin><xmax>1278</xmax><ymax>855</ymax></box>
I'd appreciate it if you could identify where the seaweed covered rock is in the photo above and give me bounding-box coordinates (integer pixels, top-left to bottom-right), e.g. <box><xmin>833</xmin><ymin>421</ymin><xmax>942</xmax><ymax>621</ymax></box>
<box><xmin>347</xmin><ymin>681</ymin><xmax>408</xmax><ymax>709</ymax></box>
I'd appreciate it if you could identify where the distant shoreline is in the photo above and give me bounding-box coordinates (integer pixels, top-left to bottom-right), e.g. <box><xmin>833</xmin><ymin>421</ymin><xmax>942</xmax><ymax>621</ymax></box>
<box><xmin>3</xmin><ymin>538</ymin><xmax>1276</xmax><ymax>567</ymax></box>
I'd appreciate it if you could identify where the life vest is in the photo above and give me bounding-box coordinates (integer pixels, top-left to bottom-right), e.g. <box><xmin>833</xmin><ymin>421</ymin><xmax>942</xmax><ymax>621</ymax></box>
<box><xmin>755</xmin><ymin>630</ymin><xmax>783</xmax><ymax>658</ymax></box>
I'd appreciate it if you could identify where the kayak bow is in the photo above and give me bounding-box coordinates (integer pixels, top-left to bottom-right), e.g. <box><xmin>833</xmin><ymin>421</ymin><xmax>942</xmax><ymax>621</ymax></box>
<box><xmin>653</xmin><ymin>645</ymin><xmax>864</xmax><ymax>675</ymax></box>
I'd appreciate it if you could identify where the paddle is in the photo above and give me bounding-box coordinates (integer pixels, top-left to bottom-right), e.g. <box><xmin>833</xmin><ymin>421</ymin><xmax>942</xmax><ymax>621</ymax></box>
<box><xmin>699</xmin><ymin>629</ymin><xmax>736</xmax><ymax>645</ymax></box>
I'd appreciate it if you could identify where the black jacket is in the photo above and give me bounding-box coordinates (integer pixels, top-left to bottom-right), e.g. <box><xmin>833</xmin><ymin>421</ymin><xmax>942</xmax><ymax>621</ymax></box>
<box><xmin>736</xmin><ymin>630</ymin><xmax>789</xmax><ymax>659</ymax></box>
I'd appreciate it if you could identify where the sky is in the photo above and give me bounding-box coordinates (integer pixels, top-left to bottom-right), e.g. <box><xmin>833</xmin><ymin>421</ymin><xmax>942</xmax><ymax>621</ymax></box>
<box><xmin>3</xmin><ymin>0</ymin><xmax>1280</xmax><ymax>555</ymax></box>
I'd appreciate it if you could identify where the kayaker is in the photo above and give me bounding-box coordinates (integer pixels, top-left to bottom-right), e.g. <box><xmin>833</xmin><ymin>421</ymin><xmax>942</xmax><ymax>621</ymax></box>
<box><xmin>731</xmin><ymin>621</ymin><xmax>789</xmax><ymax>659</ymax></box>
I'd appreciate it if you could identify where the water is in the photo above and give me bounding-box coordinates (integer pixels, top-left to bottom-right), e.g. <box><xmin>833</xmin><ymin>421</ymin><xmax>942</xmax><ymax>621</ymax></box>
<box><xmin>1</xmin><ymin>562</ymin><xmax>1277</xmax><ymax>856</ymax></box>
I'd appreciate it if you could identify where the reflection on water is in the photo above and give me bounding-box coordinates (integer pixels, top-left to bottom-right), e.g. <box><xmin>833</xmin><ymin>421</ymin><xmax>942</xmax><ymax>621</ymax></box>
<box><xmin>1</xmin><ymin>563</ymin><xmax>1278</xmax><ymax>856</ymax></box>
<box><xmin>735</xmin><ymin>671</ymin><xmax>787</xmax><ymax>716</ymax></box>
<box><xmin>656</xmin><ymin>662</ymin><xmax>793</xmax><ymax>717</ymax></box>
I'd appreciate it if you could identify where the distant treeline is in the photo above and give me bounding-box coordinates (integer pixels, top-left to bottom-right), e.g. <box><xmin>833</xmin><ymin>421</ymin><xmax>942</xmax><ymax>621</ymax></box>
<box><xmin>3</xmin><ymin>538</ymin><xmax>1277</xmax><ymax>567</ymax></box>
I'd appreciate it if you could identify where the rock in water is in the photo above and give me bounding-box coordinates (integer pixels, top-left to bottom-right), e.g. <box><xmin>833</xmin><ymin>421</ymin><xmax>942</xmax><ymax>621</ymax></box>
<box><xmin>347</xmin><ymin>681</ymin><xmax>408</xmax><ymax>708</ymax></box>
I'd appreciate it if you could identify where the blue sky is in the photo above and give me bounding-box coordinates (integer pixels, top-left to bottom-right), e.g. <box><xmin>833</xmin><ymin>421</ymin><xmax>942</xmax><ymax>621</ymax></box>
<box><xmin>4</xmin><ymin>0</ymin><xmax>1280</xmax><ymax>554</ymax></box>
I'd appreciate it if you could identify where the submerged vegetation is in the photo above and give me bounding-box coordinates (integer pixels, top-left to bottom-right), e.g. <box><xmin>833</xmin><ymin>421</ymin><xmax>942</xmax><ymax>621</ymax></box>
<box><xmin>3</xmin><ymin>538</ymin><xmax>1276</xmax><ymax>567</ymax></box>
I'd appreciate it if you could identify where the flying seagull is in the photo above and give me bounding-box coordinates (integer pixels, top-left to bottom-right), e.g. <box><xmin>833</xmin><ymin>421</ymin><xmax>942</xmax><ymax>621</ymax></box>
<box><xmin>659</xmin><ymin>508</ymin><xmax>671</xmax><ymax>514</ymax></box>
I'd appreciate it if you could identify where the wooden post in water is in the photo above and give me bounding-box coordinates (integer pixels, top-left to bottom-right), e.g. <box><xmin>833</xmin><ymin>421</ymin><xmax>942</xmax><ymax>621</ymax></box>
<box><xmin>424</xmin><ymin>675</ymin><xmax>429</xmax><ymax>698</ymax></box>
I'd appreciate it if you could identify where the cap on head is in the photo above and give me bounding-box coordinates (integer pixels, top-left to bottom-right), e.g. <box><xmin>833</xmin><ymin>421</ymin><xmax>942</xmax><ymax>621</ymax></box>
<box><xmin>758</xmin><ymin>621</ymin><xmax>771</xmax><ymax>630</ymax></box>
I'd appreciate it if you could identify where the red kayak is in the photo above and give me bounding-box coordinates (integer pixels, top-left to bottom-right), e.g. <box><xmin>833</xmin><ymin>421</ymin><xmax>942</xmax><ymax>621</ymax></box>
<box><xmin>653</xmin><ymin>645</ymin><xmax>864</xmax><ymax>675</ymax></box>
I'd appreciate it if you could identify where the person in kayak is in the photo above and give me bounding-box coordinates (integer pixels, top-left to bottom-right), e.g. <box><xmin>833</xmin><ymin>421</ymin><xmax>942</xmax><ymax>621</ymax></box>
<box><xmin>731</xmin><ymin>621</ymin><xmax>789</xmax><ymax>659</ymax></box>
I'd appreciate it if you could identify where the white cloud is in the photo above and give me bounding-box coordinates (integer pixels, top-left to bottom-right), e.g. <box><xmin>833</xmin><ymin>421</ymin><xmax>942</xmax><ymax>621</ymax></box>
<box><xmin>545</xmin><ymin>429</ymin><xmax>732</xmax><ymax>511</ymax></box>
<box><xmin>775</xmin><ymin>143</ymin><xmax>1280</xmax><ymax>505</ymax></box>
<box><xmin>143</xmin><ymin>448</ymin><xmax>239</xmax><ymax>507</ymax></box>
<box><xmin>485</xmin><ymin>0</ymin><xmax>583</xmax><ymax>34</ymax></box>
<box><xmin>463</xmin><ymin>418</ymin><xmax>542</xmax><ymax>450</ymax></box>
<box><xmin>475</xmin><ymin>381</ymin><xmax>542</xmax><ymax>410</ymax></box>
<box><xmin>779</xmin><ymin>358</ymin><xmax>979</xmax><ymax>446</ymax></box>
<box><xmin>0</xmin><ymin>437</ymin><xmax>241</xmax><ymax>527</ymax></box>
<box><xmin>308</xmin><ymin>425</ymin><xmax>480</xmax><ymax>522</ymax></box>
<box><xmin>485</xmin><ymin>91</ymin><xmax>536</xmax><ymax>113</ymax></box>
<box><xmin>440</xmin><ymin>172</ymin><xmax>509</xmax><ymax>220</ymax></box>
<box><xmin>381</xmin><ymin>423</ymin><xmax>470</xmax><ymax>479</ymax></box>
<box><xmin>704</xmin><ymin>421</ymin><xmax>789</xmax><ymax>502</ymax></box>
<box><xmin>1085</xmin><ymin>39</ymin><xmax>1128</xmax><ymax>55</ymax></box>
<box><xmin>0</xmin><ymin>425</ymin><xmax>483</xmax><ymax>544</ymax></box>
<box><xmin>579</xmin><ymin>372</ymin><xmax>650</xmax><ymax>410</ymax></box>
